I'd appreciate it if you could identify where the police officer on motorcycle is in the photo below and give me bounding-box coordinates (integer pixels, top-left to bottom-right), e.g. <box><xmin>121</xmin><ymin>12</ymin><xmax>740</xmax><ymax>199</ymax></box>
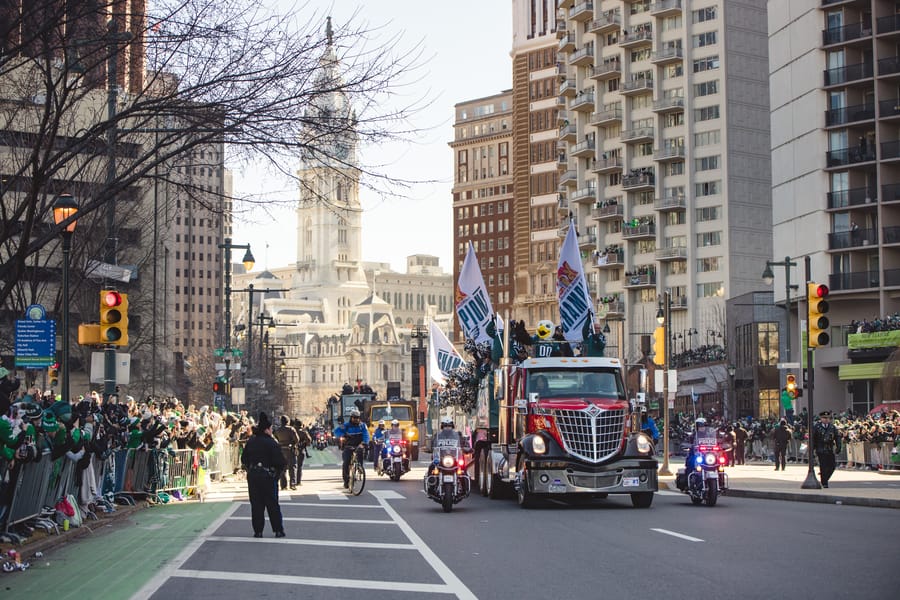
<box><xmin>372</xmin><ymin>419</ymin><xmax>386</xmax><ymax>471</ymax></box>
<box><xmin>684</xmin><ymin>417</ymin><xmax>713</xmax><ymax>476</ymax></box>
<box><xmin>333</xmin><ymin>408</ymin><xmax>370</xmax><ymax>489</ymax></box>
<box><xmin>425</xmin><ymin>417</ymin><xmax>471</xmax><ymax>493</ymax></box>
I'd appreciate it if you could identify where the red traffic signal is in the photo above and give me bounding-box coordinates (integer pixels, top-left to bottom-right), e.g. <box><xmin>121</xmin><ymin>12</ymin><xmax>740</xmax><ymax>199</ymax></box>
<box><xmin>102</xmin><ymin>290</ymin><xmax>124</xmax><ymax>308</ymax></box>
<box><xmin>213</xmin><ymin>381</ymin><xmax>225</xmax><ymax>394</ymax></box>
<box><xmin>807</xmin><ymin>282</ymin><xmax>830</xmax><ymax>347</ymax></box>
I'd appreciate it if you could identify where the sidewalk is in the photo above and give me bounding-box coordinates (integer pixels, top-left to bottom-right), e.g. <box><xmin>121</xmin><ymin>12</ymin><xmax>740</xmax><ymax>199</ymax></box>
<box><xmin>659</xmin><ymin>461</ymin><xmax>900</xmax><ymax>509</ymax></box>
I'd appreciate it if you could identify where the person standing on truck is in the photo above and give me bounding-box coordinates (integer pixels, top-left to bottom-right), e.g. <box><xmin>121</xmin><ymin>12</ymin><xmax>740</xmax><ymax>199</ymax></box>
<box><xmin>333</xmin><ymin>408</ymin><xmax>370</xmax><ymax>489</ymax></box>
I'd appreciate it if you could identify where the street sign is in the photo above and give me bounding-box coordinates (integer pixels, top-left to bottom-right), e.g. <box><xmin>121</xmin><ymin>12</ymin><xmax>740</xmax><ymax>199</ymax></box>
<box><xmin>215</xmin><ymin>363</ymin><xmax>241</xmax><ymax>371</ymax></box>
<box><xmin>14</xmin><ymin>319</ymin><xmax>56</xmax><ymax>368</ymax></box>
<box><xmin>89</xmin><ymin>352</ymin><xmax>131</xmax><ymax>385</ymax></box>
<box><xmin>214</xmin><ymin>348</ymin><xmax>225</xmax><ymax>357</ymax></box>
<box><xmin>85</xmin><ymin>259</ymin><xmax>133</xmax><ymax>283</ymax></box>
<box><xmin>232</xmin><ymin>387</ymin><xmax>246</xmax><ymax>406</ymax></box>
<box><xmin>777</xmin><ymin>362</ymin><xmax>801</xmax><ymax>369</ymax></box>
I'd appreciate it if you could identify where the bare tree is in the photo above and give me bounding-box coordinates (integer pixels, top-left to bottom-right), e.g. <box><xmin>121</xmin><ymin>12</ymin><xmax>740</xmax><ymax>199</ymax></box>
<box><xmin>0</xmin><ymin>0</ymin><xmax>429</xmax><ymax>314</ymax></box>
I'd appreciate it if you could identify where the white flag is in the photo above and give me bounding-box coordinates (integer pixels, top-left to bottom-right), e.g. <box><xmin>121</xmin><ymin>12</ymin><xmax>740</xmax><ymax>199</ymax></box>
<box><xmin>455</xmin><ymin>242</ymin><xmax>495</xmax><ymax>345</ymax></box>
<box><xmin>556</xmin><ymin>222</ymin><xmax>594</xmax><ymax>343</ymax></box>
<box><xmin>429</xmin><ymin>320</ymin><xmax>465</xmax><ymax>385</ymax></box>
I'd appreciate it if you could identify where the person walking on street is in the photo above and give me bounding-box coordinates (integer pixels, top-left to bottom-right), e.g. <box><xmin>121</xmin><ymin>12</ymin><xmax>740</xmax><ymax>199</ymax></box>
<box><xmin>812</xmin><ymin>411</ymin><xmax>841</xmax><ymax>488</ymax></box>
<box><xmin>773</xmin><ymin>419</ymin><xmax>792</xmax><ymax>471</ymax></box>
<box><xmin>241</xmin><ymin>412</ymin><xmax>286</xmax><ymax>538</ymax></box>
<box><xmin>295</xmin><ymin>422</ymin><xmax>312</xmax><ymax>485</ymax></box>
<box><xmin>273</xmin><ymin>415</ymin><xmax>300</xmax><ymax>490</ymax></box>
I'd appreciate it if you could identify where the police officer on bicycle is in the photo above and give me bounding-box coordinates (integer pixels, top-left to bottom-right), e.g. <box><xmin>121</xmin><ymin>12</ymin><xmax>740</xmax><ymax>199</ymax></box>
<box><xmin>333</xmin><ymin>408</ymin><xmax>370</xmax><ymax>489</ymax></box>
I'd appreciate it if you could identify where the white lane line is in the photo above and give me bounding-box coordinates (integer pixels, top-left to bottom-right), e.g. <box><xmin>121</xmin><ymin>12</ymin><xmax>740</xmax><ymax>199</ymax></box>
<box><xmin>278</xmin><ymin>502</ymin><xmax>383</xmax><ymax>508</ymax></box>
<box><xmin>651</xmin><ymin>528</ymin><xmax>704</xmax><ymax>542</ymax></box>
<box><xmin>169</xmin><ymin>569</ymin><xmax>452</xmax><ymax>593</ymax></box>
<box><xmin>371</xmin><ymin>491</ymin><xmax>478</xmax><ymax>600</ymax></box>
<box><xmin>206</xmin><ymin>535</ymin><xmax>416</xmax><ymax>550</ymax></box>
<box><xmin>230</xmin><ymin>516</ymin><xmax>394</xmax><ymax>524</ymax></box>
<box><xmin>131</xmin><ymin>502</ymin><xmax>240</xmax><ymax>600</ymax></box>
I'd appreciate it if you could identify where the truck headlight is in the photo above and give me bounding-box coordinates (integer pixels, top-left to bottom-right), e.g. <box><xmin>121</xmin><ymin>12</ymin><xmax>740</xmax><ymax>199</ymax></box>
<box><xmin>532</xmin><ymin>435</ymin><xmax>547</xmax><ymax>455</ymax></box>
<box><xmin>408</xmin><ymin>427</ymin><xmax>417</xmax><ymax>438</ymax></box>
<box><xmin>635</xmin><ymin>433</ymin><xmax>652</xmax><ymax>454</ymax></box>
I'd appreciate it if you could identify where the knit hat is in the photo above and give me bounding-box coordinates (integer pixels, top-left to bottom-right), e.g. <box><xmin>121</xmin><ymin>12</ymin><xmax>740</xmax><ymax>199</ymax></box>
<box><xmin>41</xmin><ymin>410</ymin><xmax>59</xmax><ymax>433</ymax></box>
<box><xmin>258</xmin><ymin>411</ymin><xmax>272</xmax><ymax>431</ymax></box>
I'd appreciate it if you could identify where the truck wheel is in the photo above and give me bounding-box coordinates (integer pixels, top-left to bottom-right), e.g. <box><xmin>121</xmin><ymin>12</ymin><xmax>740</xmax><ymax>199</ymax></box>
<box><xmin>478</xmin><ymin>448</ymin><xmax>489</xmax><ymax>496</ymax></box>
<box><xmin>486</xmin><ymin>453</ymin><xmax>504</xmax><ymax>500</ymax></box>
<box><xmin>516</xmin><ymin>468</ymin><xmax>539</xmax><ymax>509</ymax></box>
<box><xmin>630</xmin><ymin>492</ymin><xmax>653</xmax><ymax>508</ymax></box>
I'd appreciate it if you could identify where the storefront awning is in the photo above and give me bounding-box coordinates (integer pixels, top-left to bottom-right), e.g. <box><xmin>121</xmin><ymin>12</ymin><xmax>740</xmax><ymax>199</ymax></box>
<box><xmin>838</xmin><ymin>362</ymin><xmax>885</xmax><ymax>380</ymax></box>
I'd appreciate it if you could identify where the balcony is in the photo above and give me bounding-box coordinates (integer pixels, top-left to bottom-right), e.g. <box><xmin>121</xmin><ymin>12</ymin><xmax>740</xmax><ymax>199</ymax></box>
<box><xmin>559</xmin><ymin>79</ymin><xmax>577</xmax><ymax>97</ymax></box>
<box><xmin>620</xmin><ymin>127</ymin><xmax>655</xmax><ymax>143</ymax></box>
<box><xmin>623</xmin><ymin>271</ymin><xmax>657</xmax><ymax>288</ymax></box>
<box><xmin>558</xmin><ymin>0</ymin><xmax>575</xmax><ymax>8</ymax></box>
<box><xmin>571</xmin><ymin>186</ymin><xmax>598</xmax><ymax>205</ymax></box>
<box><xmin>653</xmin><ymin>146</ymin><xmax>685</xmax><ymax>162</ymax></box>
<box><xmin>886</xmin><ymin>269</ymin><xmax>900</xmax><ymax>287</ymax></box>
<box><xmin>877</xmin><ymin>14</ymin><xmax>900</xmax><ymax>34</ymax></box>
<box><xmin>559</xmin><ymin>33</ymin><xmax>576</xmax><ymax>53</ymax></box>
<box><xmin>670</xmin><ymin>296</ymin><xmax>688</xmax><ymax>311</ymax></box>
<box><xmin>882</xmin><ymin>140</ymin><xmax>900</xmax><ymax>160</ymax></box>
<box><xmin>578</xmin><ymin>233</ymin><xmax>597</xmax><ymax>248</ymax></box>
<box><xmin>879</xmin><ymin>98</ymin><xmax>900</xmax><ymax>118</ymax></box>
<box><xmin>827</xmin><ymin>227</ymin><xmax>876</xmax><ymax>250</ymax></box>
<box><xmin>569</xmin><ymin>1</ymin><xmax>594</xmax><ymax>22</ymax></box>
<box><xmin>654</xmin><ymin>195</ymin><xmax>686</xmax><ymax>211</ymax></box>
<box><xmin>559</xmin><ymin>169</ymin><xmax>577</xmax><ymax>186</ymax></box>
<box><xmin>558</xmin><ymin>109</ymin><xmax>570</xmax><ymax>125</ymax></box>
<box><xmin>884</xmin><ymin>226</ymin><xmax>900</xmax><ymax>245</ymax></box>
<box><xmin>826</xmin><ymin>186</ymin><xmax>876</xmax><ymax>209</ymax></box>
<box><xmin>620</xmin><ymin>29</ymin><xmax>653</xmax><ymax>48</ymax></box>
<box><xmin>594</xmin><ymin>250</ymin><xmax>624</xmax><ymax>268</ymax></box>
<box><xmin>592</xmin><ymin>157</ymin><xmax>623</xmax><ymax>173</ymax></box>
<box><xmin>557</xmin><ymin>152</ymin><xmax>568</xmax><ymax>167</ymax></box>
<box><xmin>556</xmin><ymin>19</ymin><xmax>569</xmax><ymax>38</ymax></box>
<box><xmin>651</xmin><ymin>46</ymin><xmax>683</xmax><ymax>64</ymax></box>
<box><xmin>652</xmin><ymin>96</ymin><xmax>684</xmax><ymax>113</ymax></box>
<box><xmin>651</xmin><ymin>0</ymin><xmax>682</xmax><ymax>16</ymax></box>
<box><xmin>570</xmin><ymin>92</ymin><xmax>596</xmax><ymax>112</ymax></box>
<box><xmin>590</xmin><ymin>60</ymin><xmax>622</xmax><ymax>80</ymax></box>
<box><xmin>825</xmin><ymin>146</ymin><xmax>875</xmax><ymax>167</ymax></box>
<box><xmin>569</xmin><ymin>44</ymin><xmax>595</xmax><ymax>67</ymax></box>
<box><xmin>621</xmin><ymin>78</ymin><xmax>654</xmax><ymax>95</ymax></box>
<box><xmin>559</xmin><ymin>123</ymin><xmax>577</xmax><ymax>142</ymax></box>
<box><xmin>883</xmin><ymin>183</ymin><xmax>900</xmax><ymax>203</ymax></box>
<box><xmin>558</xmin><ymin>194</ymin><xmax>569</xmax><ymax>213</ymax></box>
<box><xmin>878</xmin><ymin>56</ymin><xmax>900</xmax><ymax>77</ymax></box>
<box><xmin>824</xmin><ymin>102</ymin><xmax>875</xmax><ymax>126</ymax></box>
<box><xmin>829</xmin><ymin>270</ymin><xmax>880</xmax><ymax>292</ymax></box>
<box><xmin>822</xmin><ymin>22</ymin><xmax>872</xmax><ymax>46</ymax></box>
<box><xmin>622</xmin><ymin>173</ymin><xmax>655</xmax><ymax>190</ymax></box>
<box><xmin>656</xmin><ymin>246</ymin><xmax>687</xmax><ymax>261</ymax></box>
<box><xmin>824</xmin><ymin>61</ymin><xmax>873</xmax><ymax>86</ymax></box>
<box><xmin>571</xmin><ymin>138</ymin><xmax>596</xmax><ymax>158</ymax></box>
<box><xmin>592</xmin><ymin>202</ymin><xmax>624</xmax><ymax>220</ymax></box>
<box><xmin>591</xmin><ymin>108</ymin><xmax>623</xmax><ymax>126</ymax></box>
<box><xmin>589</xmin><ymin>12</ymin><xmax>621</xmax><ymax>34</ymax></box>
<box><xmin>603</xmin><ymin>300</ymin><xmax>625</xmax><ymax>317</ymax></box>
<box><xmin>622</xmin><ymin>222</ymin><xmax>656</xmax><ymax>239</ymax></box>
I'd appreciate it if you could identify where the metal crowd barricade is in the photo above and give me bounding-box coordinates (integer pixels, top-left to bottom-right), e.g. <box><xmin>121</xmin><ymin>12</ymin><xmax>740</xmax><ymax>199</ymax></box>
<box><xmin>158</xmin><ymin>449</ymin><xmax>198</xmax><ymax>495</ymax></box>
<box><xmin>4</xmin><ymin>452</ymin><xmax>53</xmax><ymax>531</ymax></box>
<box><xmin>122</xmin><ymin>449</ymin><xmax>153</xmax><ymax>495</ymax></box>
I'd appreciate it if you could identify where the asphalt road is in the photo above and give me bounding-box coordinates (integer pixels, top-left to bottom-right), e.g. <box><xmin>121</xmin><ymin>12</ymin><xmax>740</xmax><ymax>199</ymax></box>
<box><xmin>5</xmin><ymin>454</ymin><xmax>898</xmax><ymax>600</ymax></box>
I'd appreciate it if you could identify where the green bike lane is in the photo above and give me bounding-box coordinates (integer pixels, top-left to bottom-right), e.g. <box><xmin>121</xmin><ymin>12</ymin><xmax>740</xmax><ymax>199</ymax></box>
<box><xmin>3</xmin><ymin>501</ymin><xmax>233</xmax><ymax>600</ymax></box>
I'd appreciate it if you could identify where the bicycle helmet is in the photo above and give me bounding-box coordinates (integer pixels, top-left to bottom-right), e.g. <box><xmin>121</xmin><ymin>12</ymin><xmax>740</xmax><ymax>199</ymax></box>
<box><xmin>440</xmin><ymin>416</ymin><xmax>454</xmax><ymax>428</ymax></box>
<box><xmin>391</xmin><ymin>418</ymin><xmax>399</xmax><ymax>426</ymax></box>
<box><xmin>349</xmin><ymin>408</ymin><xmax>361</xmax><ymax>418</ymax></box>
<box><xmin>378</xmin><ymin>419</ymin><xmax>385</xmax><ymax>426</ymax></box>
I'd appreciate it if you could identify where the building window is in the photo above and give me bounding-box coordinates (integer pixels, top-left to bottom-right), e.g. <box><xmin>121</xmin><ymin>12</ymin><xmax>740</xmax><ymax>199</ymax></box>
<box><xmin>695</xmin><ymin>180</ymin><xmax>721</xmax><ymax>196</ymax></box>
<box><xmin>692</xmin><ymin>55</ymin><xmax>720</xmax><ymax>73</ymax></box>
<box><xmin>694</xmin><ymin>105</ymin><xmax>720</xmax><ymax>121</ymax></box>
<box><xmin>695</xmin><ymin>155</ymin><xmax>720</xmax><ymax>171</ymax></box>
<box><xmin>692</xmin><ymin>31</ymin><xmax>717</xmax><ymax>47</ymax></box>
<box><xmin>696</xmin><ymin>231</ymin><xmax>722</xmax><ymax>247</ymax></box>
<box><xmin>694</xmin><ymin>80</ymin><xmax>719</xmax><ymax>97</ymax></box>
<box><xmin>696</xmin><ymin>281</ymin><xmax>725</xmax><ymax>297</ymax></box>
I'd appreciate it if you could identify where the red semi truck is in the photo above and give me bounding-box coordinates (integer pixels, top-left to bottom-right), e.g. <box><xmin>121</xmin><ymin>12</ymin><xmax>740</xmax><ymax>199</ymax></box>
<box><xmin>468</xmin><ymin>355</ymin><xmax>658</xmax><ymax>508</ymax></box>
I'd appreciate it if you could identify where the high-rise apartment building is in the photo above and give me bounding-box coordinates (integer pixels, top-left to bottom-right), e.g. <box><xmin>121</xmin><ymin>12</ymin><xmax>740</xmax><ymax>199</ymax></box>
<box><xmin>555</xmin><ymin>0</ymin><xmax>772</xmax><ymax>364</ymax></box>
<box><xmin>769</xmin><ymin>1</ymin><xmax>900</xmax><ymax>413</ymax></box>
<box><xmin>450</xmin><ymin>91</ymin><xmax>515</xmax><ymax>331</ymax></box>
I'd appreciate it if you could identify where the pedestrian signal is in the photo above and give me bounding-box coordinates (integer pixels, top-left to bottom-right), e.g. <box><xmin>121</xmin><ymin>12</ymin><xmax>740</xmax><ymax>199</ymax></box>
<box><xmin>652</xmin><ymin>326</ymin><xmax>665</xmax><ymax>366</ymax></box>
<box><xmin>807</xmin><ymin>283</ymin><xmax>829</xmax><ymax>347</ymax></box>
<box><xmin>99</xmin><ymin>290</ymin><xmax>129</xmax><ymax>346</ymax></box>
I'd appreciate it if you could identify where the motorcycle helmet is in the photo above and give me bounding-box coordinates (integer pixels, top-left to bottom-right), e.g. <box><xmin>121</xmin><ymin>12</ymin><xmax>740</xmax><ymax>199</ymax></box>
<box><xmin>440</xmin><ymin>416</ymin><xmax>454</xmax><ymax>428</ymax></box>
<box><xmin>349</xmin><ymin>408</ymin><xmax>360</xmax><ymax>418</ymax></box>
<box><xmin>695</xmin><ymin>417</ymin><xmax>707</xmax><ymax>427</ymax></box>
<box><xmin>391</xmin><ymin>419</ymin><xmax>399</xmax><ymax>426</ymax></box>
<box><xmin>378</xmin><ymin>419</ymin><xmax>385</xmax><ymax>426</ymax></box>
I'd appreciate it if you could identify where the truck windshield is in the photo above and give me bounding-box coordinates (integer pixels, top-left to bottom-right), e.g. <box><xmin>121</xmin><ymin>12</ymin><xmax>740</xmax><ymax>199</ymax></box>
<box><xmin>371</xmin><ymin>406</ymin><xmax>412</xmax><ymax>421</ymax></box>
<box><xmin>527</xmin><ymin>369</ymin><xmax>624</xmax><ymax>398</ymax></box>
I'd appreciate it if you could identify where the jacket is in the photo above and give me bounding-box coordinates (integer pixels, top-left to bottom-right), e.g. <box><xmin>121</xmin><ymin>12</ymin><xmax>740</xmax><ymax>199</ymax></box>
<box><xmin>333</xmin><ymin>421</ymin><xmax>370</xmax><ymax>446</ymax></box>
<box><xmin>241</xmin><ymin>431</ymin><xmax>286</xmax><ymax>476</ymax></box>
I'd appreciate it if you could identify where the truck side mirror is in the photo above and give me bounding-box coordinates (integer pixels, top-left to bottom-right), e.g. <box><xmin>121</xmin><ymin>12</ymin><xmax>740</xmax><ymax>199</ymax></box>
<box><xmin>528</xmin><ymin>392</ymin><xmax>539</xmax><ymax>404</ymax></box>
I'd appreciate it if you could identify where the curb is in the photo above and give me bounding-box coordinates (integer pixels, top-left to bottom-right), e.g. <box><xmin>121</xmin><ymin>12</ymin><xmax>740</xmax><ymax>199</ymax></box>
<box><xmin>663</xmin><ymin>481</ymin><xmax>900</xmax><ymax>510</ymax></box>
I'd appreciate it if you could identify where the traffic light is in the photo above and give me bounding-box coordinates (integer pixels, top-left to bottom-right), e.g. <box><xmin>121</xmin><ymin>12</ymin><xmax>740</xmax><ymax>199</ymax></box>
<box><xmin>807</xmin><ymin>283</ymin><xmax>830</xmax><ymax>347</ymax></box>
<box><xmin>213</xmin><ymin>376</ymin><xmax>228</xmax><ymax>395</ymax></box>
<box><xmin>785</xmin><ymin>373</ymin><xmax>797</xmax><ymax>399</ymax></box>
<box><xmin>652</xmin><ymin>326</ymin><xmax>665</xmax><ymax>366</ymax></box>
<box><xmin>49</xmin><ymin>362</ymin><xmax>59</xmax><ymax>387</ymax></box>
<box><xmin>99</xmin><ymin>290</ymin><xmax>129</xmax><ymax>346</ymax></box>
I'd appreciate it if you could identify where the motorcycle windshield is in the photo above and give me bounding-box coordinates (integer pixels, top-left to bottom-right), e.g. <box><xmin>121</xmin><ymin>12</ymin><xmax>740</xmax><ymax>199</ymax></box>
<box><xmin>438</xmin><ymin>446</ymin><xmax>460</xmax><ymax>460</ymax></box>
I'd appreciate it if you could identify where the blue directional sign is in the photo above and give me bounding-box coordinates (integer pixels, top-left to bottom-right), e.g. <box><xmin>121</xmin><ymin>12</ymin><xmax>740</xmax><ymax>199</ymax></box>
<box><xmin>15</xmin><ymin>319</ymin><xmax>56</xmax><ymax>368</ymax></box>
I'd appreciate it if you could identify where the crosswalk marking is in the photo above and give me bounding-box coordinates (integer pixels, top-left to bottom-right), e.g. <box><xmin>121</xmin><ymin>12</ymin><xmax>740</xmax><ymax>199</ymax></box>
<box><xmin>231</xmin><ymin>516</ymin><xmax>395</xmax><ymax>524</ymax></box>
<box><xmin>651</xmin><ymin>528</ymin><xmax>705</xmax><ymax>542</ymax></box>
<box><xmin>206</xmin><ymin>535</ymin><xmax>416</xmax><ymax>550</ymax></box>
<box><xmin>170</xmin><ymin>569</ymin><xmax>454</xmax><ymax>593</ymax></box>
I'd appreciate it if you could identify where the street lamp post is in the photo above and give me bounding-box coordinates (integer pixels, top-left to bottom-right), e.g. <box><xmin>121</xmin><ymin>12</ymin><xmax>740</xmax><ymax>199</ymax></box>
<box><xmin>762</xmin><ymin>256</ymin><xmax>799</xmax><ymax>367</ymax></box>
<box><xmin>727</xmin><ymin>364</ymin><xmax>736</xmax><ymax>421</ymax></box>
<box><xmin>218</xmin><ymin>237</ymin><xmax>254</xmax><ymax>410</ymax></box>
<box><xmin>53</xmin><ymin>193</ymin><xmax>78</xmax><ymax>404</ymax></box>
<box><xmin>658</xmin><ymin>291</ymin><xmax>673</xmax><ymax>476</ymax></box>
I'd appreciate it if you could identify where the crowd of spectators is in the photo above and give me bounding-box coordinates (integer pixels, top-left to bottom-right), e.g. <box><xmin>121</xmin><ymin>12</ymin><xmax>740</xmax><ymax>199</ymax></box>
<box><xmin>670</xmin><ymin>344</ymin><xmax>727</xmax><ymax>369</ymax></box>
<box><xmin>849</xmin><ymin>313</ymin><xmax>900</xmax><ymax>333</ymax></box>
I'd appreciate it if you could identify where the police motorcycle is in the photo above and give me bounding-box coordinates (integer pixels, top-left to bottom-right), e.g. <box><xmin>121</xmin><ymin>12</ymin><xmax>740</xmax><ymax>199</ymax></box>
<box><xmin>381</xmin><ymin>432</ymin><xmax>411</xmax><ymax>481</ymax></box>
<box><xmin>675</xmin><ymin>422</ymin><xmax>728</xmax><ymax>506</ymax></box>
<box><xmin>424</xmin><ymin>417</ymin><xmax>471</xmax><ymax>512</ymax></box>
<box><xmin>314</xmin><ymin>430</ymin><xmax>328</xmax><ymax>451</ymax></box>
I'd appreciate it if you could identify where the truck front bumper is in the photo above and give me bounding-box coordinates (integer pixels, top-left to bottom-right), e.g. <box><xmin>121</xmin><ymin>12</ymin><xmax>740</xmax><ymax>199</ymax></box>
<box><xmin>522</xmin><ymin>458</ymin><xmax>658</xmax><ymax>495</ymax></box>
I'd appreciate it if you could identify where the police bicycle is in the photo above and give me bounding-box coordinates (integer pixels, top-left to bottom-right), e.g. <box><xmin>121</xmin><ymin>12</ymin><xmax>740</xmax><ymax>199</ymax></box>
<box><xmin>348</xmin><ymin>444</ymin><xmax>366</xmax><ymax>496</ymax></box>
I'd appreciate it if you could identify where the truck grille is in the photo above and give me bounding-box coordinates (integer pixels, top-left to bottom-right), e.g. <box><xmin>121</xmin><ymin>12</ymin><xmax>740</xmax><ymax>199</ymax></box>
<box><xmin>551</xmin><ymin>406</ymin><xmax>626</xmax><ymax>463</ymax></box>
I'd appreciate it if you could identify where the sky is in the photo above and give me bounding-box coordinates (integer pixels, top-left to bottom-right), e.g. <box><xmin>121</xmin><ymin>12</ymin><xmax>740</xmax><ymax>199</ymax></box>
<box><xmin>232</xmin><ymin>1</ymin><xmax>513</xmax><ymax>274</ymax></box>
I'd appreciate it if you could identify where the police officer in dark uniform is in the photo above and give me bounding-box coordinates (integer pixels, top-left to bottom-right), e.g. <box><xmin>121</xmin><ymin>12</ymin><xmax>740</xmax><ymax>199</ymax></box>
<box><xmin>241</xmin><ymin>412</ymin><xmax>286</xmax><ymax>538</ymax></box>
<box><xmin>812</xmin><ymin>410</ymin><xmax>841</xmax><ymax>488</ymax></box>
<box><xmin>273</xmin><ymin>415</ymin><xmax>300</xmax><ymax>490</ymax></box>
